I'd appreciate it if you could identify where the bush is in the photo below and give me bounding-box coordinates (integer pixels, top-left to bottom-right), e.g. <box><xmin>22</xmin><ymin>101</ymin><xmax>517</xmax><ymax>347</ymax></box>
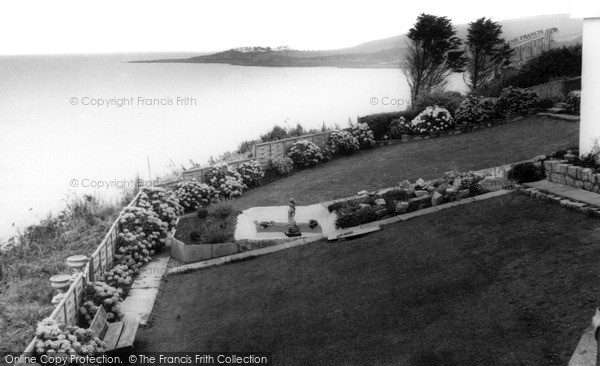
<box><xmin>566</xmin><ymin>90</ymin><xmax>581</xmax><ymax>115</ymax></box>
<box><xmin>33</xmin><ymin>318</ymin><xmax>105</xmax><ymax>357</ymax></box>
<box><xmin>115</xmin><ymin>207</ymin><xmax>168</xmax><ymax>271</ymax></box>
<box><xmin>207</xmin><ymin>202</ymin><xmax>235</xmax><ymax>219</ymax></box>
<box><xmin>237</xmin><ymin>160</ymin><xmax>264</xmax><ymax>188</ymax></box>
<box><xmin>175</xmin><ymin>180</ymin><xmax>216</xmax><ymax>212</ymax></box>
<box><xmin>270</xmin><ymin>156</ymin><xmax>294</xmax><ymax>175</ymax></box>
<box><xmin>496</xmin><ymin>87</ymin><xmax>539</xmax><ymax>117</ymax></box>
<box><xmin>287</xmin><ymin>140</ymin><xmax>323</xmax><ymax>168</ymax></box>
<box><xmin>539</xmin><ymin>98</ymin><xmax>554</xmax><ymax>109</ymax></box>
<box><xmin>350</xmin><ymin>123</ymin><xmax>375</xmax><ymax>148</ymax></box>
<box><xmin>202</xmin><ymin>220</ymin><xmax>233</xmax><ymax>244</ymax></box>
<box><xmin>413</xmin><ymin>91</ymin><xmax>464</xmax><ymax>117</ymax></box>
<box><xmin>97</xmin><ymin>264</ymin><xmax>135</xmax><ymax>296</ymax></box>
<box><xmin>358</xmin><ymin>110</ymin><xmax>421</xmax><ymax>140</ymax></box>
<box><xmin>571</xmin><ymin>151</ymin><xmax>600</xmax><ymax>172</ymax></box>
<box><xmin>79</xmin><ymin>282</ymin><xmax>124</xmax><ymax>327</ymax></box>
<box><xmin>137</xmin><ymin>187</ymin><xmax>183</xmax><ymax>231</ymax></box>
<box><xmin>335</xmin><ymin>206</ymin><xmax>379</xmax><ymax>229</ymax></box>
<box><xmin>455</xmin><ymin>95</ymin><xmax>496</xmax><ymax>125</ymax></box>
<box><xmin>205</xmin><ymin>163</ymin><xmax>246</xmax><ymax>200</ymax></box>
<box><xmin>196</xmin><ymin>207</ymin><xmax>208</xmax><ymax>219</ymax></box>
<box><xmin>387</xmin><ymin>117</ymin><xmax>415</xmax><ymax>138</ymax></box>
<box><xmin>189</xmin><ymin>230</ymin><xmax>202</xmax><ymax>242</ymax></box>
<box><xmin>327</xmin><ymin>131</ymin><xmax>359</xmax><ymax>156</ymax></box>
<box><xmin>507</xmin><ymin>162</ymin><xmax>545</xmax><ymax>183</ymax></box>
<box><xmin>410</xmin><ymin>106</ymin><xmax>455</xmax><ymax>134</ymax></box>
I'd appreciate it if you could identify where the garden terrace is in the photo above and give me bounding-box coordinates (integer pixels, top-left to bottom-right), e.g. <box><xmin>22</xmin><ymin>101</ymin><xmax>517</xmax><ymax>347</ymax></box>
<box><xmin>137</xmin><ymin>193</ymin><xmax>599</xmax><ymax>365</ymax></box>
<box><xmin>229</xmin><ymin>115</ymin><xmax>578</xmax><ymax>211</ymax></box>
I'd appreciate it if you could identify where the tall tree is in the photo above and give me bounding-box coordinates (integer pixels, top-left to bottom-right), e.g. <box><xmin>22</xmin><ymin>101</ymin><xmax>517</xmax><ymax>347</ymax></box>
<box><xmin>401</xmin><ymin>14</ymin><xmax>464</xmax><ymax>104</ymax></box>
<box><xmin>464</xmin><ymin>17</ymin><xmax>513</xmax><ymax>91</ymax></box>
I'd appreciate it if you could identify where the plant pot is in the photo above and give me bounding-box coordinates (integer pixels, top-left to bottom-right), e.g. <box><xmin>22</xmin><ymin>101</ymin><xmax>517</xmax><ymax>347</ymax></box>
<box><xmin>49</xmin><ymin>274</ymin><xmax>72</xmax><ymax>304</ymax></box>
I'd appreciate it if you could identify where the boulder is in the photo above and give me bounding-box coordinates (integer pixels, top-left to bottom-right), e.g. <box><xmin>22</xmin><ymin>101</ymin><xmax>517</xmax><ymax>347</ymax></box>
<box><xmin>431</xmin><ymin>191</ymin><xmax>444</xmax><ymax>206</ymax></box>
<box><xmin>374</xmin><ymin>198</ymin><xmax>386</xmax><ymax>207</ymax></box>
<box><xmin>458</xmin><ymin>189</ymin><xmax>471</xmax><ymax>199</ymax></box>
<box><xmin>436</xmin><ymin>184</ymin><xmax>448</xmax><ymax>194</ymax></box>
<box><xmin>357</xmin><ymin>190</ymin><xmax>369</xmax><ymax>196</ymax></box>
<box><xmin>414</xmin><ymin>190</ymin><xmax>429</xmax><ymax>197</ymax></box>
<box><xmin>395</xmin><ymin>201</ymin><xmax>409</xmax><ymax>214</ymax></box>
<box><xmin>415</xmin><ymin>178</ymin><xmax>428</xmax><ymax>188</ymax></box>
<box><xmin>478</xmin><ymin>176</ymin><xmax>504</xmax><ymax>192</ymax></box>
<box><xmin>399</xmin><ymin>180</ymin><xmax>412</xmax><ymax>189</ymax></box>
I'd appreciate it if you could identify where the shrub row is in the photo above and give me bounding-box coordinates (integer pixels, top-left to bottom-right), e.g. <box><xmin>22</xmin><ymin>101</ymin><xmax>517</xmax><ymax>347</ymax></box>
<box><xmin>361</xmin><ymin>87</ymin><xmax>542</xmax><ymax>140</ymax></box>
<box><xmin>32</xmin><ymin>186</ymin><xmax>184</xmax><ymax>359</ymax></box>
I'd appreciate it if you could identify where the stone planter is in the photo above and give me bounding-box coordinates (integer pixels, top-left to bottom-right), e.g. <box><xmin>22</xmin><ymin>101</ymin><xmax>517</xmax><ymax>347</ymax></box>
<box><xmin>169</xmin><ymin>213</ymin><xmax>240</xmax><ymax>264</ymax></box>
<box><xmin>66</xmin><ymin>254</ymin><xmax>88</xmax><ymax>283</ymax></box>
<box><xmin>49</xmin><ymin>274</ymin><xmax>72</xmax><ymax>304</ymax></box>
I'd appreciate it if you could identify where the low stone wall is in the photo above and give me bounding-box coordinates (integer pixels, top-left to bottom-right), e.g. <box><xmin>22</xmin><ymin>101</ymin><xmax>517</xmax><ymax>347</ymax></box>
<box><xmin>169</xmin><ymin>235</ymin><xmax>239</xmax><ymax>264</ymax></box>
<box><xmin>544</xmin><ymin>160</ymin><xmax>600</xmax><ymax>193</ymax></box>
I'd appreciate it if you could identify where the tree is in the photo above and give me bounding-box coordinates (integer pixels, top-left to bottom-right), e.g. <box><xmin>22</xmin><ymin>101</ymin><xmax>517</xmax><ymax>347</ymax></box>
<box><xmin>401</xmin><ymin>14</ymin><xmax>464</xmax><ymax>104</ymax></box>
<box><xmin>463</xmin><ymin>17</ymin><xmax>513</xmax><ymax>91</ymax></box>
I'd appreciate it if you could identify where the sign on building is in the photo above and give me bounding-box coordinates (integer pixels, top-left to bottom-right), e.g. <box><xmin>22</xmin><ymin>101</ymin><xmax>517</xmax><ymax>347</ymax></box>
<box><xmin>508</xmin><ymin>27</ymin><xmax>558</xmax><ymax>67</ymax></box>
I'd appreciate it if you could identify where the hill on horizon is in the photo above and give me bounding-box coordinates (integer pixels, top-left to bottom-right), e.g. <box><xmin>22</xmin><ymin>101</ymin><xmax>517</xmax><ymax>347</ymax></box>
<box><xmin>133</xmin><ymin>14</ymin><xmax>582</xmax><ymax>68</ymax></box>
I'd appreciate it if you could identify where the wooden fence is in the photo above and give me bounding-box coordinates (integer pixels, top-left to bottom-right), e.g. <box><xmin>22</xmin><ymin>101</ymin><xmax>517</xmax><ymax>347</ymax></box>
<box><xmin>18</xmin><ymin>190</ymin><xmax>142</xmax><ymax>359</ymax></box>
<box><xmin>252</xmin><ymin>131</ymin><xmax>334</xmax><ymax>166</ymax></box>
<box><xmin>157</xmin><ymin>131</ymin><xmax>335</xmax><ymax>189</ymax></box>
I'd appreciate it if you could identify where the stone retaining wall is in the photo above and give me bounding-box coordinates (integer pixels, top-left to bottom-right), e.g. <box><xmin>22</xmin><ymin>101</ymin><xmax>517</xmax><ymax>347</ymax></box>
<box><xmin>544</xmin><ymin>160</ymin><xmax>600</xmax><ymax>193</ymax></box>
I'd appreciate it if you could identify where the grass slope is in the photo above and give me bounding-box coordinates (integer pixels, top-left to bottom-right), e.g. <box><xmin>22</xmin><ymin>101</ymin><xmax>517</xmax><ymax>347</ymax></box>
<box><xmin>138</xmin><ymin>194</ymin><xmax>600</xmax><ymax>365</ymax></box>
<box><xmin>232</xmin><ymin>116</ymin><xmax>578</xmax><ymax>210</ymax></box>
<box><xmin>0</xmin><ymin>195</ymin><xmax>129</xmax><ymax>352</ymax></box>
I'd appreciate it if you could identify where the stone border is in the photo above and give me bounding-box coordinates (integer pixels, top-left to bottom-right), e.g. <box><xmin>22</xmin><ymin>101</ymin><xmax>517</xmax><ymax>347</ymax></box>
<box><xmin>545</xmin><ymin>160</ymin><xmax>600</xmax><ymax>193</ymax></box>
<box><xmin>167</xmin><ymin>190</ymin><xmax>512</xmax><ymax>276</ymax></box>
<box><xmin>515</xmin><ymin>184</ymin><xmax>600</xmax><ymax>216</ymax></box>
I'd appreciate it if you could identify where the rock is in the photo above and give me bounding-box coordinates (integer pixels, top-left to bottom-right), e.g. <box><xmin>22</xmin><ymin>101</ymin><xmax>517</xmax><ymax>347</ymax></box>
<box><xmin>436</xmin><ymin>184</ymin><xmax>448</xmax><ymax>194</ymax></box>
<box><xmin>414</xmin><ymin>190</ymin><xmax>429</xmax><ymax>197</ymax></box>
<box><xmin>453</xmin><ymin>178</ymin><xmax>462</xmax><ymax>188</ymax></box>
<box><xmin>357</xmin><ymin>190</ymin><xmax>369</xmax><ymax>196</ymax></box>
<box><xmin>374</xmin><ymin>198</ymin><xmax>386</xmax><ymax>207</ymax></box>
<box><xmin>584</xmin><ymin>182</ymin><xmax>594</xmax><ymax>191</ymax></box>
<box><xmin>446</xmin><ymin>187</ymin><xmax>458</xmax><ymax>195</ymax></box>
<box><xmin>405</xmin><ymin>188</ymin><xmax>415</xmax><ymax>197</ymax></box>
<box><xmin>409</xmin><ymin>195</ymin><xmax>432</xmax><ymax>209</ymax></box>
<box><xmin>359</xmin><ymin>203</ymin><xmax>371</xmax><ymax>209</ymax></box>
<box><xmin>575</xmin><ymin>180</ymin><xmax>585</xmax><ymax>189</ymax></box>
<box><xmin>395</xmin><ymin>201</ymin><xmax>409</xmax><ymax>214</ymax></box>
<box><xmin>478</xmin><ymin>176</ymin><xmax>504</xmax><ymax>192</ymax></box>
<box><xmin>415</xmin><ymin>178</ymin><xmax>428</xmax><ymax>188</ymax></box>
<box><xmin>431</xmin><ymin>191</ymin><xmax>444</xmax><ymax>206</ymax></box>
<box><xmin>375</xmin><ymin>208</ymin><xmax>388</xmax><ymax>217</ymax></box>
<box><xmin>458</xmin><ymin>189</ymin><xmax>470</xmax><ymax>199</ymax></box>
<box><xmin>399</xmin><ymin>180</ymin><xmax>412</xmax><ymax>189</ymax></box>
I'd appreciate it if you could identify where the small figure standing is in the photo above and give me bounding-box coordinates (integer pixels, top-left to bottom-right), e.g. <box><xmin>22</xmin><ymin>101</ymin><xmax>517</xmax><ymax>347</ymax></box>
<box><xmin>288</xmin><ymin>198</ymin><xmax>296</xmax><ymax>224</ymax></box>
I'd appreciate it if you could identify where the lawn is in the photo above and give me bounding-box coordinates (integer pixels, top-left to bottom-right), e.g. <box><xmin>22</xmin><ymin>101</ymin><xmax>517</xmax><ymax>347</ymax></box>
<box><xmin>137</xmin><ymin>194</ymin><xmax>600</xmax><ymax>365</ymax></box>
<box><xmin>232</xmin><ymin>116</ymin><xmax>578</xmax><ymax>210</ymax></box>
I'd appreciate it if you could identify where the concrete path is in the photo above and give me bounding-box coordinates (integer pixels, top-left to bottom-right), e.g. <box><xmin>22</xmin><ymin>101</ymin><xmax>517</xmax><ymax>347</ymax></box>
<box><xmin>524</xmin><ymin>180</ymin><xmax>600</xmax><ymax>207</ymax></box>
<box><xmin>120</xmin><ymin>248</ymin><xmax>170</xmax><ymax>325</ymax></box>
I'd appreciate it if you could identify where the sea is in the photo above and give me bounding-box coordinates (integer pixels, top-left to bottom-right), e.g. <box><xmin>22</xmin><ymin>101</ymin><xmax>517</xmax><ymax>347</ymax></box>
<box><xmin>0</xmin><ymin>53</ymin><xmax>467</xmax><ymax>241</ymax></box>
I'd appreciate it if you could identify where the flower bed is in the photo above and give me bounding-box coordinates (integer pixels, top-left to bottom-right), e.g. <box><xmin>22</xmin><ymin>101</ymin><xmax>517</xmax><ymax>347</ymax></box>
<box><xmin>28</xmin><ymin>186</ymin><xmax>182</xmax><ymax>361</ymax></box>
<box><xmin>328</xmin><ymin>172</ymin><xmax>493</xmax><ymax>229</ymax></box>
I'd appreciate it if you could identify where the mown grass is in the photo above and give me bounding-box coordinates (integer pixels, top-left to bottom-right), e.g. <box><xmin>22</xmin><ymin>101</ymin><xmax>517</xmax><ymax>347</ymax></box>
<box><xmin>0</xmin><ymin>193</ymin><xmax>135</xmax><ymax>352</ymax></box>
<box><xmin>232</xmin><ymin>116</ymin><xmax>578</xmax><ymax>210</ymax></box>
<box><xmin>138</xmin><ymin>194</ymin><xmax>599</xmax><ymax>365</ymax></box>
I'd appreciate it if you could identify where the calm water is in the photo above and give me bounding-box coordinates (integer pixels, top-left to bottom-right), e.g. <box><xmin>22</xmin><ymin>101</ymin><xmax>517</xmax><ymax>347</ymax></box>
<box><xmin>0</xmin><ymin>54</ymin><xmax>466</xmax><ymax>240</ymax></box>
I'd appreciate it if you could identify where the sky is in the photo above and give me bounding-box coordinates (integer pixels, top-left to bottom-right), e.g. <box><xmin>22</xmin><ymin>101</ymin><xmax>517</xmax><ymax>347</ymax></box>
<box><xmin>0</xmin><ymin>0</ymin><xmax>574</xmax><ymax>55</ymax></box>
